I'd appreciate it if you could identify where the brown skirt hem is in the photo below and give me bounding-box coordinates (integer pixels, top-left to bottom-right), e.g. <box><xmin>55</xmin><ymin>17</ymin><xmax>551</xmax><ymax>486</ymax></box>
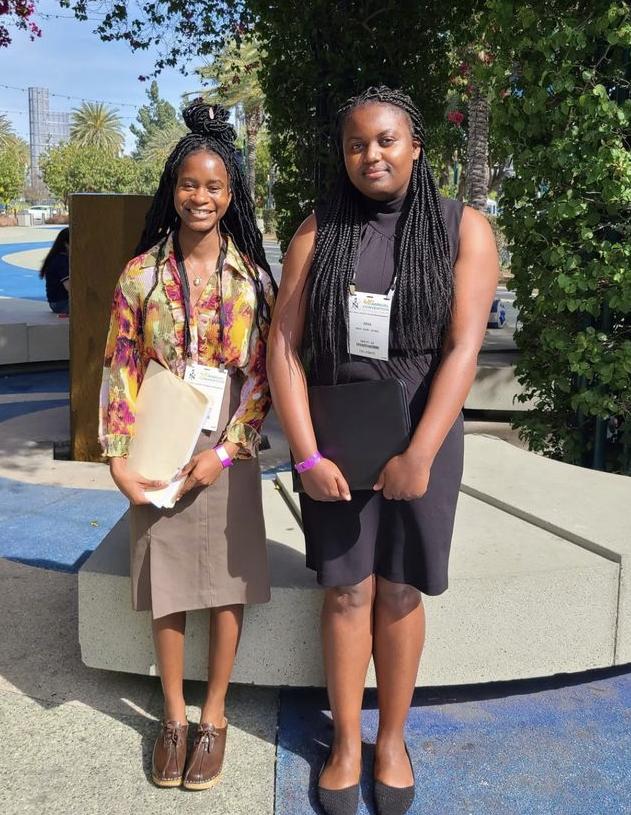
<box><xmin>132</xmin><ymin>588</ymin><xmax>272</xmax><ymax>619</ymax></box>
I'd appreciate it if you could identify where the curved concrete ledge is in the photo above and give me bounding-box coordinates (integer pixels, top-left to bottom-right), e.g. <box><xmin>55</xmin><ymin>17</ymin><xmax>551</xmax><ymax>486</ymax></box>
<box><xmin>79</xmin><ymin>437</ymin><xmax>628</xmax><ymax>687</ymax></box>
<box><xmin>0</xmin><ymin>298</ymin><xmax>68</xmax><ymax>364</ymax></box>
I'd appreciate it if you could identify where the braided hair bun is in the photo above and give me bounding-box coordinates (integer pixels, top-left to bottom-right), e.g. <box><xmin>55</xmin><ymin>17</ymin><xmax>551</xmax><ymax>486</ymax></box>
<box><xmin>182</xmin><ymin>99</ymin><xmax>237</xmax><ymax>149</ymax></box>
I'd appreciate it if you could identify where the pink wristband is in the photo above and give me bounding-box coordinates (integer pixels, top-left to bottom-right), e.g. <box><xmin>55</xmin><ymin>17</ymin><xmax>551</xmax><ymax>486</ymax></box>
<box><xmin>214</xmin><ymin>444</ymin><xmax>233</xmax><ymax>469</ymax></box>
<box><xmin>294</xmin><ymin>451</ymin><xmax>322</xmax><ymax>474</ymax></box>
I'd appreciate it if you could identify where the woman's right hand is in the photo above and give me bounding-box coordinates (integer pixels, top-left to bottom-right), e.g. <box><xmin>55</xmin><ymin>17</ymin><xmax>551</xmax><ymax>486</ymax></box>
<box><xmin>109</xmin><ymin>456</ymin><xmax>167</xmax><ymax>505</ymax></box>
<box><xmin>299</xmin><ymin>458</ymin><xmax>352</xmax><ymax>502</ymax></box>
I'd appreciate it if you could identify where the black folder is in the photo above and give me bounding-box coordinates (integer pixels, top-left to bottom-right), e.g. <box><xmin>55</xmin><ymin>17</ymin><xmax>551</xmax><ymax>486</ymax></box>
<box><xmin>293</xmin><ymin>378</ymin><xmax>411</xmax><ymax>492</ymax></box>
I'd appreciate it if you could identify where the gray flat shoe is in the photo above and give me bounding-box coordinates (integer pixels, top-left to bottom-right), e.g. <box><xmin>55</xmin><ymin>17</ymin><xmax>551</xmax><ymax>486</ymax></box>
<box><xmin>318</xmin><ymin>783</ymin><xmax>360</xmax><ymax>815</ymax></box>
<box><xmin>317</xmin><ymin>751</ymin><xmax>360</xmax><ymax>815</ymax></box>
<box><xmin>373</xmin><ymin>744</ymin><xmax>415</xmax><ymax>815</ymax></box>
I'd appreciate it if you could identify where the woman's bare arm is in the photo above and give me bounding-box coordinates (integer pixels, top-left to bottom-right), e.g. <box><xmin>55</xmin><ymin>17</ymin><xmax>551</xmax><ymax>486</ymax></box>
<box><xmin>267</xmin><ymin>215</ymin><xmax>351</xmax><ymax>501</ymax></box>
<box><xmin>409</xmin><ymin>206</ymin><xmax>499</xmax><ymax>461</ymax></box>
<box><xmin>375</xmin><ymin>206</ymin><xmax>499</xmax><ymax>499</ymax></box>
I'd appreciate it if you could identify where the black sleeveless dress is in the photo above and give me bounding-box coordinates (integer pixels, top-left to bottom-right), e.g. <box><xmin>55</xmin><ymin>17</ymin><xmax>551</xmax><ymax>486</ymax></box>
<box><xmin>299</xmin><ymin>194</ymin><xmax>465</xmax><ymax>595</ymax></box>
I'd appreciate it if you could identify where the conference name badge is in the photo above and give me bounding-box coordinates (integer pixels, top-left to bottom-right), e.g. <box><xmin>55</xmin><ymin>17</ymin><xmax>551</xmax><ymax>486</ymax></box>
<box><xmin>348</xmin><ymin>290</ymin><xmax>393</xmax><ymax>361</ymax></box>
<box><xmin>184</xmin><ymin>363</ymin><xmax>228</xmax><ymax>431</ymax></box>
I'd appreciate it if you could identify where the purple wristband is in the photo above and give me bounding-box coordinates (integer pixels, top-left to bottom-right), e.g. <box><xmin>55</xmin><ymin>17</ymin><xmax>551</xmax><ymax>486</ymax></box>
<box><xmin>294</xmin><ymin>451</ymin><xmax>322</xmax><ymax>474</ymax></box>
<box><xmin>214</xmin><ymin>444</ymin><xmax>233</xmax><ymax>469</ymax></box>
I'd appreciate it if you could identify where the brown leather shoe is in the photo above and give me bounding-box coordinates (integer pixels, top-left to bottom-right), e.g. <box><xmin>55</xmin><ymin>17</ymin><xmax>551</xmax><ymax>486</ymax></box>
<box><xmin>151</xmin><ymin>720</ymin><xmax>189</xmax><ymax>787</ymax></box>
<box><xmin>182</xmin><ymin>720</ymin><xmax>228</xmax><ymax>790</ymax></box>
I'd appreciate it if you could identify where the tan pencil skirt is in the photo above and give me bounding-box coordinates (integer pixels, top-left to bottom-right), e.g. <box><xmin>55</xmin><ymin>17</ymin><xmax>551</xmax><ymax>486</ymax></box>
<box><xmin>128</xmin><ymin>370</ymin><xmax>270</xmax><ymax>620</ymax></box>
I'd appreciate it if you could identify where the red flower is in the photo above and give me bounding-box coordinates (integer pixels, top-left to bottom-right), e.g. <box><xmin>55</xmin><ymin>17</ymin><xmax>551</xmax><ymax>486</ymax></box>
<box><xmin>447</xmin><ymin>110</ymin><xmax>465</xmax><ymax>126</ymax></box>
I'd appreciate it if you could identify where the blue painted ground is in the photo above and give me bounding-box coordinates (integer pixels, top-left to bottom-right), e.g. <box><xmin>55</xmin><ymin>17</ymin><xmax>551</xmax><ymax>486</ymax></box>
<box><xmin>0</xmin><ymin>370</ymin><xmax>69</xmax><ymax>422</ymax></box>
<box><xmin>0</xmin><ymin>476</ymin><xmax>126</xmax><ymax>572</ymax></box>
<box><xmin>0</xmin><ymin>239</ymin><xmax>55</xmax><ymax>300</ymax></box>
<box><xmin>0</xmin><ymin>369</ymin><xmax>68</xmax><ymax>395</ymax></box>
<box><xmin>276</xmin><ymin>670</ymin><xmax>631</xmax><ymax>814</ymax></box>
<box><xmin>0</xmin><ymin>368</ymin><xmax>127</xmax><ymax>572</ymax></box>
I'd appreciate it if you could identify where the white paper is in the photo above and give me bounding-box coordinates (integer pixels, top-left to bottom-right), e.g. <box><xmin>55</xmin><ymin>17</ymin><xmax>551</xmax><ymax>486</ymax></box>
<box><xmin>348</xmin><ymin>290</ymin><xmax>393</xmax><ymax>361</ymax></box>
<box><xmin>126</xmin><ymin>360</ymin><xmax>211</xmax><ymax>509</ymax></box>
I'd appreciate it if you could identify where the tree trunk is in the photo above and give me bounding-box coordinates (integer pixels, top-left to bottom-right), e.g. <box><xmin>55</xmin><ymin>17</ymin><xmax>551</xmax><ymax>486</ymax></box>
<box><xmin>244</xmin><ymin>105</ymin><xmax>263</xmax><ymax>202</ymax></box>
<box><xmin>466</xmin><ymin>88</ymin><xmax>490</xmax><ymax>211</ymax></box>
<box><xmin>245</xmin><ymin>122</ymin><xmax>257</xmax><ymax>201</ymax></box>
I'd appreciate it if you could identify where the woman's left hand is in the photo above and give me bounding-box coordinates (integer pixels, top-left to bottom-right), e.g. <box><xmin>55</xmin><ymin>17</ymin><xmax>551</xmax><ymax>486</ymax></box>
<box><xmin>373</xmin><ymin>449</ymin><xmax>431</xmax><ymax>501</ymax></box>
<box><xmin>176</xmin><ymin>449</ymin><xmax>224</xmax><ymax>501</ymax></box>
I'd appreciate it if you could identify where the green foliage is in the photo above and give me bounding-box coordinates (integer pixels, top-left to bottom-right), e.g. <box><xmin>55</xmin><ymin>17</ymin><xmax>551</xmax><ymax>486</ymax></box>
<box><xmin>485</xmin><ymin>0</ymin><xmax>631</xmax><ymax>472</ymax></box>
<box><xmin>135</xmin><ymin>119</ymin><xmax>188</xmax><ymax>194</ymax></box>
<box><xmin>40</xmin><ymin>142</ymin><xmax>144</xmax><ymax>205</ymax></box>
<box><xmin>197</xmin><ymin>37</ymin><xmax>266</xmax><ymax>197</ymax></box>
<box><xmin>254</xmin><ymin>1</ymin><xmax>481</xmax><ymax>248</ymax></box>
<box><xmin>62</xmin><ymin>1</ymin><xmax>248</xmax><ymax>77</ymax></box>
<box><xmin>197</xmin><ymin>38</ymin><xmax>264</xmax><ymax>114</ymax></box>
<box><xmin>0</xmin><ymin>140</ymin><xmax>28</xmax><ymax>206</ymax></box>
<box><xmin>70</xmin><ymin>101</ymin><xmax>125</xmax><ymax>154</ymax></box>
<box><xmin>131</xmin><ymin>81</ymin><xmax>183</xmax><ymax>158</ymax></box>
<box><xmin>0</xmin><ymin>113</ymin><xmax>15</xmax><ymax>149</ymax></box>
<box><xmin>63</xmin><ymin>2</ymin><xmax>484</xmax><ymax>246</ymax></box>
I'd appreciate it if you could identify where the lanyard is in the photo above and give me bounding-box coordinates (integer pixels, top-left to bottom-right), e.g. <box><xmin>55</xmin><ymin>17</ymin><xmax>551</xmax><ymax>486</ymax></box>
<box><xmin>173</xmin><ymin>232</ymin><xmax>228</xmax><ymax>364</ymax></box>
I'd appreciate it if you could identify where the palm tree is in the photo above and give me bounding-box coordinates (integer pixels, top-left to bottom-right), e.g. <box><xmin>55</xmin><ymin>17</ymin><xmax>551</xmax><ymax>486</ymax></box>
<box><xmin>195</xmin><ymin>38</ymin><xmax>265</xmax><ymax>198</ymax></box>
<box><xmin>0</xmin><ymin>113</ymin><xmax>15</xmax><ymax>150</ymax></box>
<box><xmin>465</xmin><ymin>87</ymin><xmax>490</xmax><ymax>211</ymax></box>
<box><xmin>70</xmin><ymin>102</ymin><xmax>124</xmax><ymax>154</ymax></box>
<box><xmin>142</xmin><ymin>119</ymin><xmax>187</xmax><ymax>166</ymax></box>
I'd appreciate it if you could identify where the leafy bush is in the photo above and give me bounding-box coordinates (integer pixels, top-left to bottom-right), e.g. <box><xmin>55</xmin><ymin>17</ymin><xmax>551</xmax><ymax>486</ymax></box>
<box><xmin>486</xmin><ymin>0</ymin><xmax>631</xmax><ymax>472</ymax></box>
<box><xmin>254</xmin><ymin>2</ymin><xmax>477</xmax><ymax>248</ymax></box>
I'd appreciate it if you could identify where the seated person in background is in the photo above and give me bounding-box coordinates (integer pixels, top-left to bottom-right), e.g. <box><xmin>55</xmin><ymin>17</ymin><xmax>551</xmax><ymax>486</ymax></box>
<box><xmin>39</xmin><ymin>227</ymin><xmax>69</xmax><ymax>314</ymax></box>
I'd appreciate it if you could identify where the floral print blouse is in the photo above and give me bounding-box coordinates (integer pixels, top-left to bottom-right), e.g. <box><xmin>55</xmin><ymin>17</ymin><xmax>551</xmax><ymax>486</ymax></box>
<box><xmin>99</xmin><ymin>232</ymin><xmax>275</xmax><ymax>460</ymax></box>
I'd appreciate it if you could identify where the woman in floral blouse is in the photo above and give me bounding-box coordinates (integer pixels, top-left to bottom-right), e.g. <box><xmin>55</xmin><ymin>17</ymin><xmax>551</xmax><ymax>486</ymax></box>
<box><xmin>99</xmin><ymin>101</ymin><xmax>276</xmax><ymax>791</ymax></box>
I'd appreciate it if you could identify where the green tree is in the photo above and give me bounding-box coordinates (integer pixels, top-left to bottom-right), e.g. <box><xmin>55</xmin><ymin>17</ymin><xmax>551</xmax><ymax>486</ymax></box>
<box><xmin>64</xmin><ymin>1</ymin><xmax>485</xmax><ymax>245</ymax></box>
<box><xmin>131</xmin><ymin>81</ymin><xmax>182</xmax><ymax>157</ymax></box>
<box><xmin>142</xmin><ymin>119</ymin><xmax>187</xmax><ymax>166</ymax></box>
<box><xmin>256</xmin><ymin>2</ymin><xmax>479</xmax><ymax>246</ymax></box>
<box><xmin>0</xmin><ymin>113</ymin><xmax>15</xmax><ymax>149</ymax></box>
<box><xmin>0</xmin><ymin>140</ymin><xmax>28</xmax><ymax>206</ymax></box>
<box><xmin>134</xmin><ymin>118</ymin><xmax>187</xmax><ymax>193</ymax></box>
<box><xmin>485</xmin><ymin>0</ymin><xmax>631</xmax><ymax>472</ymax></box>
<box><xmin>40</xmin><ymin>142</ymin><xmax>142</xmax><ymax>206</ymax></box>
<box><xmin>70</xmin><ymin>102</ymin><xmax>125</xmax><ymax>154</ymax></box>
<box><xmin>196</xmin><ymin>38</ymin><xmax>265</xmax><ymax>198</ymax></box>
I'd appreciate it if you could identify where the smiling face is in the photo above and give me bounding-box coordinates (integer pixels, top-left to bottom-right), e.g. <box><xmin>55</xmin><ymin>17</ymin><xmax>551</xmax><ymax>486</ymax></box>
<box><xmin>342</xmin><ymin>102</ymin><xmax>421</xmax><ymax>201</ymax></box>
<box><xmin>173</xmin><ymin>149</ymin><xmax>232</xmax><ymax>235</ymax></box>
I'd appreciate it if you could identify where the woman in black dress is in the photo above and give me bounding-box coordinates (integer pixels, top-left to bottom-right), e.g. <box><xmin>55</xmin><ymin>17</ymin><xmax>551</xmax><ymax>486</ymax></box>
<box><xmin>268</xmin><ymin>86</ymin><xmax>498</xmax><ymax>815</ymax></box>
<box><xmin>39</xmin><ymin>227</ymin><xmax>70</xmax><ymax>314</ymax></box>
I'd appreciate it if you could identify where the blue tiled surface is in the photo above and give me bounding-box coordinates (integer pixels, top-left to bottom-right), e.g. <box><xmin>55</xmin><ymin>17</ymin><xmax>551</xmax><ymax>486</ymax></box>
<box><xmin>0</xmin><ymin>239</ymin><xmax>55</xmax><ymax>300</ymax></box>
<box><xmin>0</xmin><ymin>398</ymin><xmax>68</xmax><ymax>423</ymax></box>
<box><xmin>276</xmin><ymin>671</ymin><xmax>631</xmax><ymax>814</ymax></box>
<box><xmin>0</xmin><ymin>370</ymin><xmax>68</xmax><ymax>395</ymax></box>
<box><xmin>0</xmin><ymin>476</ymin><xmax>126</xmax><ymax>572</ymax></box>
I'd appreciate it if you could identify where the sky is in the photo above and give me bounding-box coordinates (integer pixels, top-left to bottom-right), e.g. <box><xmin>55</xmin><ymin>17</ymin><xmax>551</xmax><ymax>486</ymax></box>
<box><xmin>0</xmin><ymin>0</ymin><xmax>203</xmax><ymax>153</ymax></box>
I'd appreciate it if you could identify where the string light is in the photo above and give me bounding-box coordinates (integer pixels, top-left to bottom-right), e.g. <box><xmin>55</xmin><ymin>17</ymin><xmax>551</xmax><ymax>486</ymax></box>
<box><xmin>33</xmin><ymin>12</ymin><xmax>105</xmax><ymax>22</ymax></box>
<box><xmin>0</xmin><ymin>83</ymin><xmax>140</xmax><ymax>109</ymax></box>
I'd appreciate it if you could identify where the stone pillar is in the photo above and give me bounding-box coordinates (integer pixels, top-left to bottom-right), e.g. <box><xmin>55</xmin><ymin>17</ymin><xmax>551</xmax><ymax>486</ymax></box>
<box><xmin>69</xmin><ymin>194</ymin><xmax>152</xmax><ymax>462</ymax></box>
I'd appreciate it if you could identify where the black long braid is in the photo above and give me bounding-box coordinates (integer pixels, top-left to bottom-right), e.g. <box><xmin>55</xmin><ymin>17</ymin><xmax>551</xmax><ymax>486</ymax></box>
<box><xmin>136</xmin><ymin>100</ymin><xmax>275</xmax><ymax>329</ymax></box>
<box><xmin>308</xmin><ymin>86</ymin><xmax>453</xmax><ymax>377</ymax></box>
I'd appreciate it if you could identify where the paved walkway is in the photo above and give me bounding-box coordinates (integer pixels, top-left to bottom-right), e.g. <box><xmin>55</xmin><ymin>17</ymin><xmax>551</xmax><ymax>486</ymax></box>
<box><xmin>0</xmin><ymin>366</ymin><xmax>630</xmax><ymax>814</ymax></box>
